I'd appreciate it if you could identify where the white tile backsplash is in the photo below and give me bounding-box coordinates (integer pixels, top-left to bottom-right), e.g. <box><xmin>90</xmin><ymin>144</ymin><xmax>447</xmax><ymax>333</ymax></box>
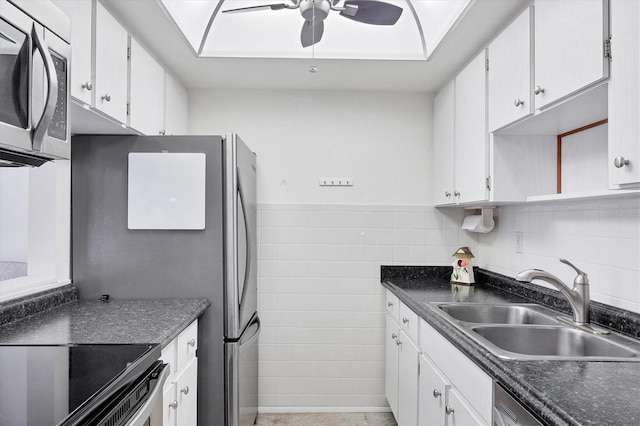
<box><xmin>257</xmin><ymin>203</ymin><xmax>465</xmax><ymax>410</ymax></box>
<box><xmin>258</xmin><ymin>197</ymin><xmax>640</xmax><ymax>412</ymax></box>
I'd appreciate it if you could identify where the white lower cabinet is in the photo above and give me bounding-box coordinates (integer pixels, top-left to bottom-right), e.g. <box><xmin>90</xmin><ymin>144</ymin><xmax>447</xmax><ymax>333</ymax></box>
<box><xmin>161</xmin><ymin>319</ymin><xmax>198</xmax><ymax>426</ymax></box>
<box><xmin>385</xmin><ymin>295</ymin><xmax>493</xmax><ymax>426</ymax></box>
<box><xmin>397</xmin><ymin>331</ymin><xmax>420</xmax><ymax>426</ymax></box>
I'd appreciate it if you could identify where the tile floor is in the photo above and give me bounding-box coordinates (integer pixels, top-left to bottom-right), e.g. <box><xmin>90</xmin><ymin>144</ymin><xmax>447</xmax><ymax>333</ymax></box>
<box><xmin>255</xmin><ymin>412</ymin><xmax>397</xmax><ymax>426</ymax></box>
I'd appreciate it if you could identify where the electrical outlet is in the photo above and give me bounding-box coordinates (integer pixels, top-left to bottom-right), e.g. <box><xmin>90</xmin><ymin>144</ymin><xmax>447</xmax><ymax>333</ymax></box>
<box><xmin>515</xmin><ymin>231</ymin><xmax>523</xmax><ymax>253</ymax></box>
<box><xmin>319</xmin><ymin>178</ymin><xmax>354</xmax><ymax>186</ymax></box>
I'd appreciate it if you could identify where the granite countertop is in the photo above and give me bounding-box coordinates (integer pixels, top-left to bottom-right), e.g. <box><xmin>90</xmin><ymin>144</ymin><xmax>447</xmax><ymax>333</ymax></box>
<box><xmin>0</xmin><ymin>286</ymin><xmax>209</xmax><ymax>348</ymax></box>
<box><xmin>381</xmin><ymin>266</ymin><xmax>640</xmax><ymax>426</ymax></box>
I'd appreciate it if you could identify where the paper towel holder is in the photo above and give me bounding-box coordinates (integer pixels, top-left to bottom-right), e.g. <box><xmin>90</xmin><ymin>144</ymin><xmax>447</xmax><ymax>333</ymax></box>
<box><xmin>462</xmin><ymin>207</ymin><xmax>495</xmax><ymax>233</ymax></box>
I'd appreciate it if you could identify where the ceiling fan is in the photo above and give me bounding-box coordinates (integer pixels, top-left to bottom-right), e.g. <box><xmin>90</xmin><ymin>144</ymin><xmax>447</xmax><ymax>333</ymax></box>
<box><xmin>222</xmin><ymin>0</ymin><xmax>403</xmax><ymax>47</ymax></box>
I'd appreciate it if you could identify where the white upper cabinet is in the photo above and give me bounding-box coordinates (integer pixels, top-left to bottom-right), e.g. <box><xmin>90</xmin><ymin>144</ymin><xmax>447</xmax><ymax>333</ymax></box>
<box><xmin>534</xmin><ymin>0</ymin><xmax>610</xmax><ymax>110</ymax></box>
<box><xmin>432</xmin><ymin>80</ymin><xmax>455</xmax><ymax>205</ymax></box>
<box><xmin>129</xmin><ymin>37</ymin><xmax>165</xmax><ymax>135</ymax></box>
<box><xmin>165</xmin><ymin>73</ymin><xmax>189</xmax><ymax>135</ymax></box>
<box><xmin>608</xmin><ymin>0</ymin><xmax>640</xmax><ymax>187</ymax></box>
<box><xmin>488</xmin><ymin>6</ymin><xmax>533</xmax><ymax>132</ymax></box>
<box><xmin>52</xmin><ymin>0</ymin><xmax>93</xmax><ymax>105</ymax></box>
<box><xmin>454</xmin><ymin>49</ymin><xmax>488</xmax><ymax>204</ymax></box>
<box><xmin>95</xmin><ymin>1</ymin><xmax>128</xmax><ymax>123</ymax></box>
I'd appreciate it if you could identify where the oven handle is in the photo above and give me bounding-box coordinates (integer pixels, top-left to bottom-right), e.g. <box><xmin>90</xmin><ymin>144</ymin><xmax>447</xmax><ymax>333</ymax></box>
<box><xmin>30</xmin><ymin>23</ymin><xmax>58</xmax><ymax>152</ymax></box>
<box><xmin>125</xmin><ymin>363</ymin><xmax>170</xmax><ymax>426</ymax></box>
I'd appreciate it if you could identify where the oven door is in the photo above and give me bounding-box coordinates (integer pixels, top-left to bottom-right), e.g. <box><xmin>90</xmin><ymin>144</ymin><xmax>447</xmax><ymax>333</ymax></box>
<box><xmin>124</xmin><ymin>363</ymin><xmax>169</xmax><ymax>426</ymax></box>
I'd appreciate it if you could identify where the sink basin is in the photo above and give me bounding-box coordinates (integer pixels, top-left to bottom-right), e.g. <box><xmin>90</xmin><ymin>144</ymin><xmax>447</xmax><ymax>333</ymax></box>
<box><xmin>438</xmin><ymin>303</ymin><xmax>560</xmax><ymax>325</ymax></box>
<box><xmin>471</xmin><ymin>325</ymin><xmax>640</xmax><ymax>360</ymax></box>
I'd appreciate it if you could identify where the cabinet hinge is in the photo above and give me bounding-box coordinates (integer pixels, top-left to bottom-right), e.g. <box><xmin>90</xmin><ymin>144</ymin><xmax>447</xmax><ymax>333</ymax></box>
<box><xmin>126</xmin><ymin>103</ymin><xmax>130</xmax><ymax>116</ymax></box>
<box><xmin>485</xmin><ymin>58</ymin><xmax>489</xmax><ymax>71</ymax></box>
<box><xmin>604</xmin><ymin>37</ymin><xmax>612</xmax><ymax>61</ymax></box>
<box><xmin>486</xmin><ymin>176</ymin><xmax>492</xmax><ymax>191</ymax></box>
<box><xmin>127</xmin><ymin>47</ymin><xmax>131</xmax><ymax>60</ymax></box>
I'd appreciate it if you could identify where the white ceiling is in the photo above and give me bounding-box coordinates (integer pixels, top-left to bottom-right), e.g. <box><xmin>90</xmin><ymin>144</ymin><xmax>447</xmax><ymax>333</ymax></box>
<box><xmin>103</xmin><ymin>0</ymin><xmax>528</xmax><ymax>93</ymax></box>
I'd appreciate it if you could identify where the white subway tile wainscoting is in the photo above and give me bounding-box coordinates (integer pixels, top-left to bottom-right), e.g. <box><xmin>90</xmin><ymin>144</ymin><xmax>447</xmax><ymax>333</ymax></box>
<box><xmin>257</xmin><ymin>204</ymin><xmax>472</xmax><ymax>411</ymax></box>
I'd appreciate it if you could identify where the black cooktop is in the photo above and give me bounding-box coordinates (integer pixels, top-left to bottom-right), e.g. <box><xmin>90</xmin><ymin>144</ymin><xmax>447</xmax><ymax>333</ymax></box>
<box><xmin>0</xmin><ymin>343</ymin><xmax>159</xmax><ymax>426</ymax></box>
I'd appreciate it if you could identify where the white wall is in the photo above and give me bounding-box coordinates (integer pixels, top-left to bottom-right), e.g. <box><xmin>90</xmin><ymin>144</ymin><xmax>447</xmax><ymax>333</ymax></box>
<box><xmin>189</xmin><ymin>89</ymin><xmax>433</xmax><ymax>205</ymax></box>
<box><xmin>0</xmin><ymin>168</ymin><xmax>29</xmax><ymax>262</ymax></box>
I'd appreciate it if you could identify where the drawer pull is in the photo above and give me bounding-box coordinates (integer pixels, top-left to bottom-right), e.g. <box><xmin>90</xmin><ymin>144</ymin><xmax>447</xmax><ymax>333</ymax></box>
<box><xmin>446</xmin><ymin>406</ymin><xmax>455</xmax><ymax>415</ymax></box>
<box><xmin>181</xmin><ymin>386</ymin><xmax>190</xmax><ymax>395</ymax></box>
<box><xmin>187</xmin><ymin>338</ymin><xmax>196</xmax><ymax>347</ymax></box>
<box><xmin>168</xmin><ymin>400</ymin><xmax>178</xmax><ymax>409</ymax></box>
<box><xmin>402</xmin><ymin>317</ymin><xmax>409</xmax><ymax>324</ymax></box>
<box><xmin>387</xmin><ymin>301</ymin><xmax>393</xmax><ymax>307</ymax></box>
<box><xmin>396</xmin><ymin>339</ymin><xmax>402</xmax><ymax>346</ymax></box>
<box><xmin>433</xmin><ymin>389</ymin><xmax>441</xmax><ymax>398</ymax></box>
<box><xmin>391</xmin><ymin>333</ymin><xmax>397</xmax><ymax>340</ymax></box>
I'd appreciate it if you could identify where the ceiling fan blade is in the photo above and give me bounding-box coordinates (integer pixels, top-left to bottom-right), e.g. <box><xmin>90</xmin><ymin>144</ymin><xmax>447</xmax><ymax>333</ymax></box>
<box><xmin>301</xmin><ymin>19</ymin><xmax>324</xmax><ymax>47</ymax></box>
<box><xmin>222</xmin><ymin>3</ymin><xmax>288</xmax><ymax>13</ymax></box>
<box><xmin>339</xmin><ymin>0</ymin><xmax>402</xmax><ymax>25</ymax></box>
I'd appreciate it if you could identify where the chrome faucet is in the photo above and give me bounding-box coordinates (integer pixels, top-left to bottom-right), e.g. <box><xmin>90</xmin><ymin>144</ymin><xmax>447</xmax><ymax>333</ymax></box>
<box><xmin>516</xmin><ymin>258</ymin><xmax>590</xmax><ymax>325</ymax></box>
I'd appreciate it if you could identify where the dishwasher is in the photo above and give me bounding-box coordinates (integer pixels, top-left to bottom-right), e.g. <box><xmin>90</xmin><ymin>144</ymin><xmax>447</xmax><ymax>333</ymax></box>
<box><xmin>494</xmin><ymin>383</ymin><xmax>544</xmax><ymax>426</ymax></box>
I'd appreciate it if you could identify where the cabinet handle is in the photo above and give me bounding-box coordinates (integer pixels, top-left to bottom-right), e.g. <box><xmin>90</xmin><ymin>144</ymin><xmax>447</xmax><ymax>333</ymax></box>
<box><xmin>514</xmin><ymin>98</ymin><xmax>524</xmax><ymax>107</ymax></box>
<box><xmin>101</xmin><ymin>93</ymin><xmax>111</xmax><ymax>102</ymax></box>
<box><xmin>445</xmin><ymin>191</ymin><xmax>451</xmax><ymax>198</ymax></box>
<box><xmin>396</xmin><ymin>339</ymin><xmax>402</xmax><ymax>346</ymax></box>
<box><xmin>391</xmin><ymin>333</ymin><xmax>397</xmax><ymax>340</ymax></box>
<box><xmin>402</xmin><ymin>317</ymin><xmax>409</xmax><ymax>324</ymax></box>
<box><xmin>433</xmin><ymin>389</ymin><xmax>441</xmax><ymax>398</ymax></box>
<box><xmin>614</xmin><ymin>156</ymin><xmax>630</xmax><ymax>168</ymax></box>
<box><xmin>453</xmin><ymin>191</ymin><xmax>460</xmax><ymax>197</ymax></box>
<box><xmin>387</xmin><ymin>301</ymin><xmax>393</xmax><ymax>307</ymax></box>
<box><xmin>82</xmin><ymin>81</ymin><xmax>92</xmax><ymax>91</ymax></box>
<box><xmin>159</xmin><ymin>129</ymin><xmax>166</xmax><ymax>135</ymax></box>
<box><xmin>446</xmin><ymin>406</ymin><xmax>455</xmax><ymax>415</ymax></box>
<box><xmin>168</xmin><ymin>400</ymin><xmax>178</xmax><ymax>409</ymax></box>
<box><xmin>534</xmin><ymin>85</ymin><xmax>545</xmax><ymax>95</ymax></box>
<box><xmin>181</xmin><ymin>386</ymin><xmax>190</xmax><ymax>395</ymax></box>
<box><xmin>188</xmin><ymin>338</ymin><xmax>196</xmax><ymax>347</ymax></box>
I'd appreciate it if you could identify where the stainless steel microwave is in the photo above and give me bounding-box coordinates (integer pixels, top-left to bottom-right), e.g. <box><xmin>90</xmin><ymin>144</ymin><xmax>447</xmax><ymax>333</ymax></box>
<box><xmin>0</xmin><ymin>0</ymin><xmax>70</xmax><ymax>167</ymax></box>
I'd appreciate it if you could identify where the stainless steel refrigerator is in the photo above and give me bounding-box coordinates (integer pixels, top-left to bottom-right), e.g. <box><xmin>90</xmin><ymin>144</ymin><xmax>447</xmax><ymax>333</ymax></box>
<box><xmin>71</xmin><ymin>133</ymin><xmax>259</xmax><ymax>426</ymax></box>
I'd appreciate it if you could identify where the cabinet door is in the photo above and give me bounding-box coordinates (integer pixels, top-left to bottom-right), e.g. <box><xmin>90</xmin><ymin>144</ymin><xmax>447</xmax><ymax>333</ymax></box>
<box><xmin>94</xmin><ymin>1</ymin><xmax>128</xmax><ymax>123</ymax></box>
<box><xmin>432</xmin><ymin>80</ymin><xmax>455</xmax><ymax>205</ymax></box>
<box><xmin>445</xmin><ymin>388</ymin><xmax>483</xmax><ymax>426</ymax></box>
<box><xmin>129</xmin><ymin>37</ymin><xmax>165</xmax><ymax>135</ymax></box>
<box><xmin>454</xmin><ymin>49</ymin><xmax>488</xmax><ymax>204</ymax></box>
<box><xmin>488</xmin><ymin>7</ymin><xmax>533</xmax><ymax>132</ymax></box>
<box><xmin>418</xmin><ymin>355</ymin><xmax>448</xmax><ymax>426</ymax></box>
<box><xmin>385</xmin><ymin>314</ymin><xmax>400</xmax><ymax>418</ymax></box>
<box><xmin>397</xmin><ymin>331</ymin><xmax>419</xmax><ymax>426</ymax></box>
<box><xmin>175</xmin><ymin>357</ymin><xmax>198</xmax><ymax>426</ymax></box>
<box><xmin>608</xmin><ymin>0</ymin><xmax>639</xmax><ymax>187</ymax></box>
<box><xmin>165</xmin><ymin>73</ymin><xmax>188</xmax><ymax>135</ymax></box>
<box><xmin>51</xmin><ymin>0</ymin><xmax>93</xmax><ymax>104</ymax></box>
<box><xmin>534</xmin><ymin>0</ymin><xmax>609</xmax><ymax>110</ymax></box>
<box><xmin>163</xmin><ymin>382</ymin><xmax>177</xmax><ymax>426</ymax></box>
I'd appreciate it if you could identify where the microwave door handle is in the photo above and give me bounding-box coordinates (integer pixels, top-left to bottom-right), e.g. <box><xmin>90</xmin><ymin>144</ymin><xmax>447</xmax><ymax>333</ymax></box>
<box><xmin>30</xmin><ymin>24</ymin><xmax>57</xmax><ymax>152</ymax></box>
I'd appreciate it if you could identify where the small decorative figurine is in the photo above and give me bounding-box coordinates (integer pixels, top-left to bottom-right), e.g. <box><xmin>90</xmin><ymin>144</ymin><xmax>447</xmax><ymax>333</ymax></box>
<box><xmin>451</xmin><ymin>247</ymin><xmax>475</xmax><ymax>285</ymax></box>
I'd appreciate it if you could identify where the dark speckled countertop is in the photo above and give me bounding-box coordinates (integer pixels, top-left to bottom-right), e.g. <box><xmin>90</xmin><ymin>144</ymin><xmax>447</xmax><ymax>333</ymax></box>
<box><xmin>0</xmin><ymin>286</ymin><xmax>209</xmax><ymax>348</ymax></box>
<box><xmin>382</xmin><ymin>266</ymin><xmax>640</xmax><ymax>426</ymax></box>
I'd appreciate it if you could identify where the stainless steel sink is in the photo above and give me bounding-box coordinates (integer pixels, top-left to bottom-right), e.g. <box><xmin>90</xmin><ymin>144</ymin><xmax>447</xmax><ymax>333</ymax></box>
<box><xmin>438</xmin><ymin>303</ymin><xmax>560</xmax><ymax>325</ymax></box>
<box><xmin>430</xmin><ymin>302</ymin><xmax>640</xmax><ymax>361</ymax></box>
<box><xmin>471</xmin><ymin>325</ymin><xmax>640</xmax><ymax>361</ymax></box>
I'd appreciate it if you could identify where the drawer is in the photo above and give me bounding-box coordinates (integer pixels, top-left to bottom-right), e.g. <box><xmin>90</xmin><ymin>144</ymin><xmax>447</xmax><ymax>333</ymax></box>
<box><xmin>176</xmin><ymin>319</ymin><xmax>198</xmax><ymax>372</ymax></box>
<box><xmin>386</xmin><ymin>290</ymin><xmax>400</xmax><ymax>322</ymax></box>
<box><xmin>399</xmin><ymin>302</ymin><xmax>419</xmax><ymax>343</ymax></box>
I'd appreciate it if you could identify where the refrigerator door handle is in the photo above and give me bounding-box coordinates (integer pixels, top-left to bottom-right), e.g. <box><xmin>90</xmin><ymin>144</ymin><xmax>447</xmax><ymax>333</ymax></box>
<box><xmin>237</xmin><ymin>168</ymin><xmax>252</xmax><ymax>325</ymax></box>
<box><xmin>239</xmin><ymin>315</ymin><xmax>261</xmax><ymax>351</ymax></box>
